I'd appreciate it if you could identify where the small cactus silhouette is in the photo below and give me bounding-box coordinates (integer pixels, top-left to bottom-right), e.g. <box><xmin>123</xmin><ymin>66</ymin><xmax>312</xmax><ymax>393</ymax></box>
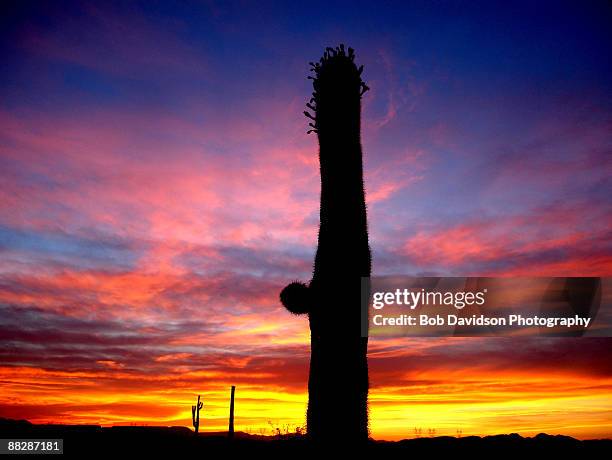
<box><xmin>191</xmin><ymin>395</ymin><xmax>203</xmax><ymax>433</ymax></box>
<box><xmin>280</xmin><ymin>44</ymin><xmax>371</xmax><ymax>441</ymax></box>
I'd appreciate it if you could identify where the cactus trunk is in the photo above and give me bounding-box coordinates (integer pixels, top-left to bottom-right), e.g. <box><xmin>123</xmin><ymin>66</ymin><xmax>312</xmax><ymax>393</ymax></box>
<box><xmin>280</xmin><ymin>45</ymin><xmax>371</xmax><ymax>442</ymax></box>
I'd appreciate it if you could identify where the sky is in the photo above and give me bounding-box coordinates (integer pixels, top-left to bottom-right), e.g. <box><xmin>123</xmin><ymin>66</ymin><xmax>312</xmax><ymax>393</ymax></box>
<box><xmin>1</xmin><ymin>0</ymin><xmax>611</xmax><ymax>440</ymax></box>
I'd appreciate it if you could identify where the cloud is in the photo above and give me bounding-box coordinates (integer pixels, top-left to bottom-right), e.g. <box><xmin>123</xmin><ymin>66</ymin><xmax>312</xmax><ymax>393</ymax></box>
<box><xmin>401</xmin><ymin>200</ymin><xmax>612</xmax><ymax>275</ymax></box>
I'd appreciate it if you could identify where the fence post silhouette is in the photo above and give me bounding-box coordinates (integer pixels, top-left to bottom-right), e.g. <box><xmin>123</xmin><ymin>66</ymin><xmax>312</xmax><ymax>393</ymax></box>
<box><xmin>280</xmin><ymin>44</ymin><xmax>371</xmax><ymax>442</ymax></box>
<box><xmin>228</xmin><ymin>385</ymin><xmax>235</xmax><ymax>438</ymax></box>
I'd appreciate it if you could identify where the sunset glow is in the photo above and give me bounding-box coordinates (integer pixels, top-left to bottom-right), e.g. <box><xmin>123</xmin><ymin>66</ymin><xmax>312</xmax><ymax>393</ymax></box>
<box><xmin>1</xmin><ymin>0</ymin><xmax>611</xmax><ymax>440</ymax></box>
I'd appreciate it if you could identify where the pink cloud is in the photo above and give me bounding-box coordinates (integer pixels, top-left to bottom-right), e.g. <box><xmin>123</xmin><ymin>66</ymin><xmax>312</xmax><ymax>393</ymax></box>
<box><xmin>402</xmin><ymin>202</ymin><xmax>611</xmax><ymax>275</ymax></box>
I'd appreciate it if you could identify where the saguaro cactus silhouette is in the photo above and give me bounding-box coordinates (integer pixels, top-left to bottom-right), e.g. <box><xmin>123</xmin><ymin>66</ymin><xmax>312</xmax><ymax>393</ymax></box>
<box><xmin>192</xmin><ymin>395</ymin><xmax>203</xmax><ymax>433</ymax></box>
<box><xmin>280</xmin><ymin>44</ymin><xmax>371</xmax><ymax>441</ymax></box>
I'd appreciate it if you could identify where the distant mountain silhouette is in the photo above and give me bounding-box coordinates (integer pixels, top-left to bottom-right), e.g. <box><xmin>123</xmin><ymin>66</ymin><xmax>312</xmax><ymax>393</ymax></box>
<box><xmin>1</xmin><ymin>419</ymin><xmax>610</xmax><ymax>455</ymax></box>
<box><xmin>280</xmin><ymin>44</ymin><xmax>371</xmax><ymax>442</ymax></box>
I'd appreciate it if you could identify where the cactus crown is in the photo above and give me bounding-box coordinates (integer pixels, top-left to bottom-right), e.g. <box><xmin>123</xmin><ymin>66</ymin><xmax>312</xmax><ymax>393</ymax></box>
<box><xmin>304</xmin><ymin>44</ymin><xmax>369</xmax><ymax>135</ymax></box>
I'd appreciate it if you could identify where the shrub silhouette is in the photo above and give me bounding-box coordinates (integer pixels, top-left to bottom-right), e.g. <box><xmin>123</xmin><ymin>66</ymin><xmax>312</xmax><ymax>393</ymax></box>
<box><xmin>280</xmin><ymin>44</ymin><xmax>371</xmax><ymax>442</ymax></box>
